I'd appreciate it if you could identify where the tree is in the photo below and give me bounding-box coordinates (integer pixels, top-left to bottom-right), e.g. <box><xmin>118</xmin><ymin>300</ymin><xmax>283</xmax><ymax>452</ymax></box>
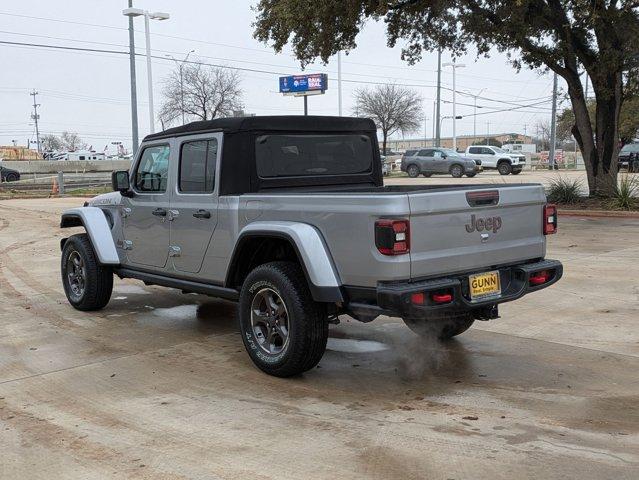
<box><xmin>159</xmin><ymin>62</ymin><xmax>243</xmax><ymax>126</ymax></box>
<box><xmin>60</xmin><ymin>131</ymin><xmax>86</xmax><ymax>152</ymax></box>
<box><xmin>40</xmin><ymin>134</ymin><xmax>63</xmax><ymax>152</ymax></box>
<box><xmin>353</xmin><ymin>84</ymin><xmax>422</xmax><ymax>154</ymax></box>
<box><xmin>253</xmin><ymin>1</ymin><xmax>639</xmax><ymax>196</ymax></box>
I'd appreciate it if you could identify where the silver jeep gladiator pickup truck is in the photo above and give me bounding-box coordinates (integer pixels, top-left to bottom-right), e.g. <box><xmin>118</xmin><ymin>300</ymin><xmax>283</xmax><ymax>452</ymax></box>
<box><xmin>60</xmin><ymin>116</ymin><xmax>562</xmax><ymax>377</ymax></box>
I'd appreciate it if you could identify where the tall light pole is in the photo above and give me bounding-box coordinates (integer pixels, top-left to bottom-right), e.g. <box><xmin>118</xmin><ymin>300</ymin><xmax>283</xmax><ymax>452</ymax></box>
<box><xmin>435</xmin><ymin>48</ymin><xmax>442</xmax><ymax>146</ymax></box>
<box><xmin>166</xmin><ymin>50</ymin><xmax>195</xmax><ymax>125</ymax></box>
<box><xmin>122</xmin><ymin>7</ymin><xmax>170</xmax><ymax>134</ymax></box>
<box><xmin>126</xmin><ymin>0</ymin><xmax>139</xmax><ymax>155</ymax></box>
<box><xmin>337</xmin><ymin>51</ymin><xmax>343</xmax><ymax>116</ymax></box>
<box><xmin>549</xmin><ymin>72</ymin><xmax>558</xmax><ymax>170</ymax></box>
<box><xmin>443</xmin><ymin>61</ymin><xmax>465</xmax><ymax>151</ymax></box>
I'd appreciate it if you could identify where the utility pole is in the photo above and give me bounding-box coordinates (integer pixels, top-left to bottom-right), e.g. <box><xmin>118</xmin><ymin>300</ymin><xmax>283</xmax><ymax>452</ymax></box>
<box><xmin>549</xmin><ymin>72</ymin><xmax>558</xmax><ymax>170</ymax></box>
<box><xmin>167</xmin><ymin>50</ymin><xmax>195</xmax><ymax>125</ymax></box>
<box><xmin>337</xmin><ymin>51</ymin><xmax>343</xmax><ymax>116</ymax></box>
<box><xmin>30</xmin><ymin>90</ymin><xmax>41</xmax><ymax>153</ymax></box>
<box><xmin>435</xmin><ymin>48</ymin><xmax>442</xmax><ymax>147</ymax></box>
<box><xmin>126</xmin><ymin>0</ymin><xmax>139</xmax><ymax>154</ymax></box>
<box><xmin>431</xmin><ymin>101</ymin><xmax>436</xmax><ymax>146</ymax></box>
<box><xmin>443</xmin><ymin>61</ymin><xmax>465</xmax><ymax>151</ymax></box>
<box><xmin>471</xmin><ymin>88</ymin><xmax>485</xmax><ymax>140</ymax></box>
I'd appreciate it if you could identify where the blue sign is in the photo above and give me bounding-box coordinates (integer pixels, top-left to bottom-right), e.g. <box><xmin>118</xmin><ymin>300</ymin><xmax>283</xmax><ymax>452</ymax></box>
<box><xmin>279</xmin><ymin>73</ymin><xmax>328</xmax><ymax>94</ymax></box>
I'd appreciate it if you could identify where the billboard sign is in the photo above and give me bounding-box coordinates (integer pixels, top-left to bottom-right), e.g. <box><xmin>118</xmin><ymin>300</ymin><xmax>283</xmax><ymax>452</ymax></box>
<box><xmin>279</xmin><ymin>73</ymin><xmax>328</xmax><ymax>95</ymax></box>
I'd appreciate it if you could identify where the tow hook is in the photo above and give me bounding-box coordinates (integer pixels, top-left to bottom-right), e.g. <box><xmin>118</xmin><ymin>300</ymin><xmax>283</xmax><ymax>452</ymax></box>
<box><xmin>474</xmin><ymin>304</ymin><xmax>499</xmax><ymax>321</ymax></box>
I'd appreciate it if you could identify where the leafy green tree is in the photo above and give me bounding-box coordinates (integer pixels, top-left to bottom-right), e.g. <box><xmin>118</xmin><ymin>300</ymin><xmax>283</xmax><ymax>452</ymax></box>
<box><xmin>254</xmin><ymin>0</ymin><xmax>639</xmax><ymax>196</ymax></box>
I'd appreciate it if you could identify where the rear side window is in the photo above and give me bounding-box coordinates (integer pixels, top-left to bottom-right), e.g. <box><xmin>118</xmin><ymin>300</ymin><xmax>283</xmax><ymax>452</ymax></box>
<box><xmin>417</xmin><ymin>149</ymin><xmax>433</xmax><ymax>156</ymax></box>
<box><xmin>179</xmin><ymin>139</ymin><xmax>217</xmax><ymax>193</ymax></box>
<box><xmin>468</xmin><ymin>147</ymin><xmax>481</xmax><ymax>154</ymax></box>
<box><xmin>405</xmin><ymin>149</ymin><xmax>418</xmax><ymax>157</ymax></box>
<box><xmin>255</xmin><ymin>134</ymin><xmax>372</xmax><ymax>178</ymax></box>
<box><xmin>134</xmin><ymin>144</ymin><xmax>170</xmax><ymax>192</ymax></box>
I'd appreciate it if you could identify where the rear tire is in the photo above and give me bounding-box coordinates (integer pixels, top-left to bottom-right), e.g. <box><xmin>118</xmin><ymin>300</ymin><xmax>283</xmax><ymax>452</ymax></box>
<box><xmin>403</xmin><ymin>312</ymin><xmax>475</xmax><ymax>340</ymax></box>
<box><xmin>497</xmin><ymin>162</ymin><xmax>512</xmax><ymax>175</ymax></box>
<box><xmin>450</xmin><ymin>164</ymin><xmax>464</xmax><ymax>178</ymax></box>
<box><xmin>407</xmin><ymin>164</ymin><xmax>420</xmax><ymax>178</ymax></box>
<box><xmin>5</xmin><ymin>172</ymin><xmax>19</xmax><ymax>182</ymax></box>
<box><xmin>61</xmin><ymin>233</ymin><xmax>113</xmax><ymax>311</ymax></box>
<box><xmin>238</xmin><ymin>261</ymin><xmax>328</xmax><ymax>377</ymax></box>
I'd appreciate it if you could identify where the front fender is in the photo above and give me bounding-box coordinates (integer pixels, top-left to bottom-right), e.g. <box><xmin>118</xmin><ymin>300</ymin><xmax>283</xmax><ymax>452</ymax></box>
<box><xmin>234</xmin><ymin>221</ymin><xmax>343</xmax><ymax>303</ymax></box>
<box><xmin>60</xmin><ymin>207</ymin><xmax>119</xmax><ymax>265</ymax></box>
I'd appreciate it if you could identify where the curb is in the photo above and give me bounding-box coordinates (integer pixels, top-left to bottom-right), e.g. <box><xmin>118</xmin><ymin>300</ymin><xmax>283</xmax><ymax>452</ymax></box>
<box><xmin>559</xmin><ymin>209</ymin><xmax>639</xmax><ymax>219</ymax></box>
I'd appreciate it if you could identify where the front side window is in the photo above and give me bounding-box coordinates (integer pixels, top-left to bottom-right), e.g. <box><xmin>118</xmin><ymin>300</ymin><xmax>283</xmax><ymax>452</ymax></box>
<box><xmin>134</xmin><ymin>144</ymin><xmax>170</xmax><ymax>192</ymax></box>
<box><xmin>481</xmin><ymin>147</ymin><xmax>495</xmax><ymax>155</ymax></box>
<box><xmin>179</xmin><ymin>139</ymin><xmax>217</xmax><ymax>193</ymax></box>
<box><xmin>256</xmin><ymin>134</ymin><xmax>372</xmax><ymax>178</ymax></box>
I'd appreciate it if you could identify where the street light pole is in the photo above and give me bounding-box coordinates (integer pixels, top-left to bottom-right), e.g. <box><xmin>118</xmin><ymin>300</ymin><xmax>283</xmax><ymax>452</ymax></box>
<box><xmin>126</xmin><ymin>0</ymin><xmax>139</xmax><ymax>155</ymax></box>
<box><xmin>443</xmin><ymin>61</ymin><xmax>465</xmax><ymax>151</ymax></box>
<box><xmin>123</xmin><ymin>8</ymin><xmax>170</xmax><ymax>135</ymax></box>
<box><xmin>337</xmin><ymin>51</ymin><xmax>343</xmax><ymax>116</ymax></box>
<box><xmin>471</xmin><ymin>88</ymin><xmax>485</xmax><ymax>140</ymax></box>
<box><xmin>435</xmin><ymin>48</ymin><xmax>442</xmax><ymax>147</ymax></box>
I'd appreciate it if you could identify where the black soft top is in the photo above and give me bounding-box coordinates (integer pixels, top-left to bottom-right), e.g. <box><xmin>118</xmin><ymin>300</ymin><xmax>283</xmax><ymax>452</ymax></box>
<box><xmin>142</xmin><ymin>115</ymin><xmax>382</xmax><ymax>194</ymax></box>
<box><xmin>143</xmin><ymin>115</ymin><xmax>377</xmax><ymax>141</ymax></box>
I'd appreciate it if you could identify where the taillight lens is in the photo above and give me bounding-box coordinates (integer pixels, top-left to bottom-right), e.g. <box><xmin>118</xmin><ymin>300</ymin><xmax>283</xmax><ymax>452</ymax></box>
<box><xmin>375</xmin><ymin>219</ymin><xmax>410</xmax><ymax>255</ymax></box>
<box><xmin>543</xmin><ymin>204</ymin><xmax>557</xmax><ymax>235</ymax></box>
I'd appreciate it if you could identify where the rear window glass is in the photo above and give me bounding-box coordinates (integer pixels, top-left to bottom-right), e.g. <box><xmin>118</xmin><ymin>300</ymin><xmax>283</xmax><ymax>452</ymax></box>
<box><xmin>255</xmin><ymin>134</ymin><xmax>373</xmax><ymax>178</ymax></box>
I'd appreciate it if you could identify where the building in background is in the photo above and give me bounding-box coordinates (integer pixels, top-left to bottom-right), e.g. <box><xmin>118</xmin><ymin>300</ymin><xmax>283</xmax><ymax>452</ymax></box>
<box><xmin>0</xmin><ymin>145</ymin><xmax>43</xmax><ymax>161</ymax></box>
<box><xmin>384</xmin><ymin>133</ymin><xmax>533</xmax><ymax>153</ymax></box>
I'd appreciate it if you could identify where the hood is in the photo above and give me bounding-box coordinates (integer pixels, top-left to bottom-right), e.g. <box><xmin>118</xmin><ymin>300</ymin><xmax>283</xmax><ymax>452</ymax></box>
<box><xmin>86</xmin><ymin>191</ymin><xmax>122</xmax><ymax>207</ymax></box>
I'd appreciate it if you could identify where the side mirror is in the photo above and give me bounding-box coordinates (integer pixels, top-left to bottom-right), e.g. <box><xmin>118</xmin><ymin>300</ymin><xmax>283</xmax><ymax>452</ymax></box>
<box><xmin>112</xmin><ymin>170</ymin><xmax>134</xmax><ymax>197</ymax></box>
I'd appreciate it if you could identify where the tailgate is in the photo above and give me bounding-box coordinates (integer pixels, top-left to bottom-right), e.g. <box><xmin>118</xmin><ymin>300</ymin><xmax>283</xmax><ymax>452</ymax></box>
<box><xmin>408</xmin><ymin>185</ymin><xmax>546</xmax><ymax>279</ymax></box>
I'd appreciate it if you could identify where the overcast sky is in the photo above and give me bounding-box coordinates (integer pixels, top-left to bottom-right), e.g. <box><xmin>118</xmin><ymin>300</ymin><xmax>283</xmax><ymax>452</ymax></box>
<box><xmin>0</xmin><ymin>0</ymin><xmax>564</xmax><ymax>151</ymax></box>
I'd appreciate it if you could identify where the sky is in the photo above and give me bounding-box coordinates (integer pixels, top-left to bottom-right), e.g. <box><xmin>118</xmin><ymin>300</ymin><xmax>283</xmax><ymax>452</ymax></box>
<box><xmin>0</xmin><ymin>0</ymin><xmax>564</xmax><ymax>152</ymax></box>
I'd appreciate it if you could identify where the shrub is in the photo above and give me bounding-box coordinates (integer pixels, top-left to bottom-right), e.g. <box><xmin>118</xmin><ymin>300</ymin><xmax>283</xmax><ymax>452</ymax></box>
<box><xmin>546</xmin><ymin>177</ymin><xmax>584</xmax><ymax>204</ymax></box>
<box><xmin>608</xmin><ymin>174</ymin><xmax>638</xmax><ymax>210</ymax></box>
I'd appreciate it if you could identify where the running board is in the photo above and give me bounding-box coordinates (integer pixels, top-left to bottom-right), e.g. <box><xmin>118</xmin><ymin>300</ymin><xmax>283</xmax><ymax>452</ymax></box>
<box><xmin>115</xmin><ymin>268</ymin><xmax>239</xmax><ymax>301</ymax></box>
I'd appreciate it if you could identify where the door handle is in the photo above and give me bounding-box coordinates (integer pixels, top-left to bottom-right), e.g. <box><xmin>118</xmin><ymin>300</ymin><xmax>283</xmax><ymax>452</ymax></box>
<box><xmin>193</xmin><ymin>209</ymin><xmax>211</xmax><ymax>219</ymax></box>
<box><xmin>152</xmin><ymin>208</ymin><xmax>167</xmax><ymax>217</ymax></box>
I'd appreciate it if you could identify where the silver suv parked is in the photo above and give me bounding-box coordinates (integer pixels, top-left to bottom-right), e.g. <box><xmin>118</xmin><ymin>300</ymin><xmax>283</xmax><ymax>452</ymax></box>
<box><xmin>401</xmin><ymin>148</ymin><xmax>481</xmax><ymax>178</ymax></box>
<box><xmin>59</xmin><ymin>116</ymin><xmax>562</xmax><ymax>377</ymax></box>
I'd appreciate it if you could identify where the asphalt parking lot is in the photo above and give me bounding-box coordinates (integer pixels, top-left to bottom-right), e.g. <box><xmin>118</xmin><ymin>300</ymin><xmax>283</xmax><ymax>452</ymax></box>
<box><xmin>1</xmin><ymin>194</ymin><xmax>638</xmax><ymax>479</ymax></box>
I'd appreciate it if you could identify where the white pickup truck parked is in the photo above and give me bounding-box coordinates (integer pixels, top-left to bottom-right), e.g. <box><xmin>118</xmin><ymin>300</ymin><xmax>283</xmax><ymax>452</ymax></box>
<box><xmin>465</xmin><ymin>145</ymin><xmax>526</xmax><ymax>175</ymax></box>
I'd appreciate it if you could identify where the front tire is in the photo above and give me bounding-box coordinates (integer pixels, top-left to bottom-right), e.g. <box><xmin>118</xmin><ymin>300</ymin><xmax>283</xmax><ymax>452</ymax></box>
<box><xmin>238</xmin><ymin>261</ymin><xmax>328</xmax><ymax>377</ymax></box>
<box><xmin>407</xmin><ymin>164</ymin><xmax>420</xmax><ymax>178</ymax></box>
<box><xmin>450</xmin><ymin>164</ymin><xmax>464</xmax><ymax>178</ymax></box>
<box><xmin>497</xmin><ymin>162</ymin><xmax>512</xmax><ymax>175</ymax></box>
<box><xmin>403</xmin><ymin>312</ymin><xmax>475</xmax><ymax>340</ymax></box>
<box><xmin>61</xmin><ymin>233</ymin><xmax>113</xmax><ymax>311</ymax></box>
<box><xmin>5</xmin><ymin>172</ymin><xmax>19</xmax><ymax>182</ymax></box>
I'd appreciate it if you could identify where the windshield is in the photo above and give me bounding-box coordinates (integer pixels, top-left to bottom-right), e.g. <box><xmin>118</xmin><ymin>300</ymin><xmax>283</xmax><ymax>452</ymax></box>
<box><xmin>441</xmin><ymin>148</ymin><xmax>462</xmax><ymax>157</ymax></box>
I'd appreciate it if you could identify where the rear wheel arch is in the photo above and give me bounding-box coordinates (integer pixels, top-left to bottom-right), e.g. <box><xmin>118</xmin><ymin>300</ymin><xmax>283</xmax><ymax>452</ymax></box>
<box><xmin>226</xmin><ymin>231</ymin><xmax>342</xmax><ymax>303</ymax></box>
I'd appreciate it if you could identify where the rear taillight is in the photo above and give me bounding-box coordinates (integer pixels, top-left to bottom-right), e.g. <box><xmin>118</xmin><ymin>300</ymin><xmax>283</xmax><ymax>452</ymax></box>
<box><xmin>375</xmin><ymin>219</ymin><xmax>410</xmax><ymax>255</ymax></box>
<box><xmin>543</xmin><ymin>204</ymin><xmax>557</xmax><ymax>235</ymax></box>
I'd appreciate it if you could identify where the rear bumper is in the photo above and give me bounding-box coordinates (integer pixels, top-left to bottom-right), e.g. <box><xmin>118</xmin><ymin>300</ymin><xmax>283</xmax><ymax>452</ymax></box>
<box><xmin>345</xmin><ymin>259</ymin><xmax>562</xmax><ymax>320</ymax></box>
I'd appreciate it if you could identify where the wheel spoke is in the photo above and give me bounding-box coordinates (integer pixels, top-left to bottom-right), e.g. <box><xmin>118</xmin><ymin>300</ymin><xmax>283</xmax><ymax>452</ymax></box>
<box><xmin>250</xmin><ymin>287</ymin><xmax>290</xmax><ymax>355</ymax></box>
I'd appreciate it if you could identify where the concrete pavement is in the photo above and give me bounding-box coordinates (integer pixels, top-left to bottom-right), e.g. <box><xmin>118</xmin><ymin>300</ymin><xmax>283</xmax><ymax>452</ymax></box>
<box><xmin>0</xmin><ymin>197</ymin><xmax>638</xmax><ymax>479</ymax></box>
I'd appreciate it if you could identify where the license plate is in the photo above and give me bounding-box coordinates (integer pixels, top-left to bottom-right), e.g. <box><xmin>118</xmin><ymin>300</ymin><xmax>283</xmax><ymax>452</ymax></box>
<box><xmin>469</xmin><ymin>271</ymin><xmax>501</xmax><ymax>299</ymax></box>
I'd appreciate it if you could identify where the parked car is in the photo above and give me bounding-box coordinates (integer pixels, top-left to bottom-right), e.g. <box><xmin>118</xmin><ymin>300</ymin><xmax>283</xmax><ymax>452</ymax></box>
<box><xmin>0</xmin><ymin>165</ymin><xmax>20</xmax><ymax>182</ymax></box>
<box><xmin>59</xmin><ymin>116</ymin><xmax>562</xmax><ymax>377</ymax></box>
<box><xmin>401</xmin><ymin>147</ymin><xmax>481</xmax><ymax>178</ymax></box>
<box><xmin>464</xmin><ymin>145</ymin><xmax>525</xmax><ymax>175</ymax></box>
<box><xmin>618</xmin><ymin>143</ymin><xmax>639</xmax><ymax>172</ymax></box>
